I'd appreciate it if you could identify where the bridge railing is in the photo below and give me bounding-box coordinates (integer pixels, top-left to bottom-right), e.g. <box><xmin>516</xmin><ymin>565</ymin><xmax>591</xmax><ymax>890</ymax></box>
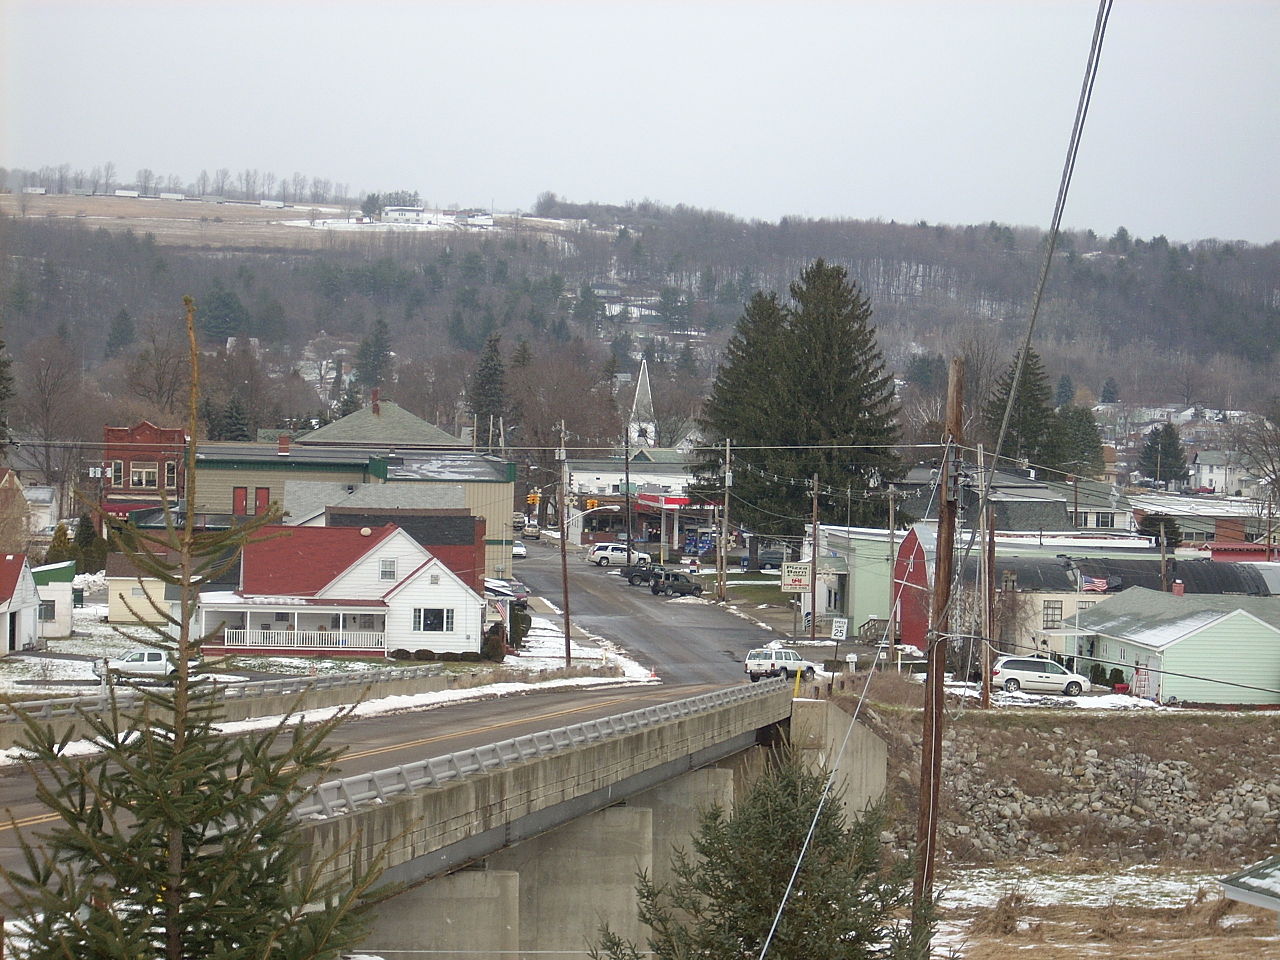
<box><xmin>0</xmin><ymin>664</ymin><xmax>444</xmax><ymax>724</ymax></box>
<box><xmin>296</xmin><ymin>679</ymin><xmax>788</xmax><ymax>819</ymax></box>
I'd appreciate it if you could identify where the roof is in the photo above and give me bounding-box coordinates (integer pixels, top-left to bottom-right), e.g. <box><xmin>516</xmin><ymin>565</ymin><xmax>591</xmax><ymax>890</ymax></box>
<box><xmin>1072</xmin><ymin>586</ymin><xmax>1280</xmax><ymax>650</ymax></box>
<box><xmin>973</xmin><ymin>556</ymin><xmax>1271</xmax><ymax>597</ymax></box>
<box><xmin>0</xmin><ymin>554</ymin><xmax>28</xmax><ymax>603</ymax></box>
<box><xmin>282</xmin><ymin>481</ymin><xmax>466</xmax><ymax>524</ymax></box>
<box><xmin>328</xmin><ymin>510</ymin><xmax>481</xmax><ymax>547</ymax></box>
<box><xmin>196</xmin><ymin>442</ymin><xmax>373</xmax><ymax>467</ymax></box>
<box><xmin>31</xmin><ymin>560</ymin><xmax>76</xmax><ymax>585</ymax></box>
<box><xmin>1221</xmin><ymin>854</ymin><xmax>1280</xmax><ymax>913</ymax></box>
<box><xmin>240</xmin><ymin>524</ymin><xmax>399</xmax><ymax>596</ymax></box>
<box><xmin>296</xmin><ymin>401</ymin><xmax>464</xmax><ymax>448</ymax></box>
<box><xmin>630</xmin><ymin>447</ymin><xmax>697</xmax><ymax>465</ymax></box>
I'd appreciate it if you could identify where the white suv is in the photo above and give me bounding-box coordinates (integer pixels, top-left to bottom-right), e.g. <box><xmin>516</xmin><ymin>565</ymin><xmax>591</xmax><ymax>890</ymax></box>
<box><xmin>991</xmin><ymin>656</ymin><xmax>1091</xmax><ymax>696</ymax></box>
<box><xmin>743</xmin><ymin>648</ymin><xmax>819</xmax><ymax>682</ymax></box>
<box><xmin>586</xmin><ymin>543</ymin><xmax>650</xmax><ymax>566</ymax></box>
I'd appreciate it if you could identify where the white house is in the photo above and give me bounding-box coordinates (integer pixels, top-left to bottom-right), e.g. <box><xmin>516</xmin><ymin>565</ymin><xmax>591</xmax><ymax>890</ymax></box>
<box><xmin>1189</xmin><ymin>450</ymin><xmax>1246</xmax><ymax>495</ymax></box>
<box><xmin>32</xmin><ymin>560</ymin><xmax>75</xmax><ymax>639</ymax></box>
<box><xmin>0</xmin><ymin>554</ymin><xmax>40</xmax><ymax>653</ymax></box>
<box><xmin>197</xmin><ymin>524</ymin><xmax>485</xmax><ymax>658</ymax></box>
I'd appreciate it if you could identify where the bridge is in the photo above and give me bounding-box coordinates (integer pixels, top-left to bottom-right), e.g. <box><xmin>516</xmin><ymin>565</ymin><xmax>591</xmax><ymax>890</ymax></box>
<box><xmin>294</xmin><ymin>676</ymin><xmax>887</xmax><ymax>958</ymax></box>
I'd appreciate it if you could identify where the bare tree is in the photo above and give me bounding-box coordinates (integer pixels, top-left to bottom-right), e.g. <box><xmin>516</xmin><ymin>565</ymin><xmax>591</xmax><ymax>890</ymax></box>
<box><xmin>102</xmin><ymin>160</ymin><xmax>116</xmax><ymax>193</ymax></box>
<box><xmin>15</xmin><ymin>336</ymin><xmax>93</xmax><ymax>513</ymax></box>
<box><xmin>213</xmin><ymin>167</ymin><xmax>232</xmax><ymax>196</ymax></box>
<box><xmin>1232</xmin><ymin>404</ymin><xmax>1280</xmax><ymax>500</ymax></box>
<box><xmin>195</xmin><ymin>169</ymin><xmax>211</xmax><ymax>196</ymax></box>
<box><xmin>125</xmin><ymin>322</ymin><xmax>189</xmax><ymax>414</ymax></box>
<box><xmin>291</xmin><ymin>171</ymin><xmax>307</xmax><ymax>203</ymax></box>
<box><xmin>55</xmin><ymin>164</ymin><xmax>70</xmax><ymax>194</ymax></box>
<box><xmin>262</xmin><ymin>171</ymin><xmax>277</xmax><ymax>201</ymax></box>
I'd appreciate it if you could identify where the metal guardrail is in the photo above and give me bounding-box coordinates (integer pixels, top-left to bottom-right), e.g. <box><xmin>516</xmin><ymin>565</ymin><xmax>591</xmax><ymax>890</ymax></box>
<box><xmin>295</xmin><ymin>679</ymin><xmax>788</xmax><ymax>819</ymax></box>
<box><xmin>0</xmin><ymin>664</ymin><xmax>445</xmax><ymax>724</ymax></box>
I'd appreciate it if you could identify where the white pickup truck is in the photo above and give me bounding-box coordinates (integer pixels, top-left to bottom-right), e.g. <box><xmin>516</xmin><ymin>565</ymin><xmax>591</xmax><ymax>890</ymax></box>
<box><xmin>743</xmin><ymin>647</ymin><xmax>820</xmax><ymax>682</ymax></box>
<box><xmin>93</xmin><ymin>649</ymin><xmax>202</xmax><ymax>679</ymax></box>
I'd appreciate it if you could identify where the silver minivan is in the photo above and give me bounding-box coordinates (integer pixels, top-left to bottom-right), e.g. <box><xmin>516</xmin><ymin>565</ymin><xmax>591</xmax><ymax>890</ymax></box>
<box><xmin>991</xmin><ymin>656</ymin><xmax>1091</xmax><ymax>696</ymax></box>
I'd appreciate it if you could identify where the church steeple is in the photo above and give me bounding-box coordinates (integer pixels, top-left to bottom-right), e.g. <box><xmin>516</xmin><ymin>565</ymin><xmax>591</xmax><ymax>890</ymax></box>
<box><xmin>628</xmin><ymin>360</ymin><xmax>657</xmax><ymax>447</ymax></box>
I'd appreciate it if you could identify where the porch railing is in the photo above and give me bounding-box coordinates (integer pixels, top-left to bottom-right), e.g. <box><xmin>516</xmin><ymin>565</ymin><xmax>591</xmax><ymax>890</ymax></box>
<box><xmin>221</xmin><ymin>628</ymin><xmax>385</xmax><ymax>650</ymax></box>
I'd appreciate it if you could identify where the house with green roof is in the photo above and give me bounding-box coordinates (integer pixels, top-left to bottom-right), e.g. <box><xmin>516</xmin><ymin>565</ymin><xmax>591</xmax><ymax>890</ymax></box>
<box><xmin>1071</xmin><ymin>586</ymin><xmax>1280</xmax><ymax>704</ymax></box>
<box><xmin>294</xmin><ymin>400</ymin><xmax>465</xmax><ymax>449</ymax></box>
<box><xmin>32</xmin><ymin>560</ymin><xmax>76</xmax><ymax>638</ymax></box>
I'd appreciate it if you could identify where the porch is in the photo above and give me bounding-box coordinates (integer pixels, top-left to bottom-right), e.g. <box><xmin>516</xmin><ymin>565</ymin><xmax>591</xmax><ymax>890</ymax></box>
<box><xmin>220</xmin><ymin>628</ymin><xmax>385</xmax><ymax>651</ymax></box>
<box><xmin>197</xmin><ymin>592</ymin><xmax>390</xmax><ymax>657</ymax></box>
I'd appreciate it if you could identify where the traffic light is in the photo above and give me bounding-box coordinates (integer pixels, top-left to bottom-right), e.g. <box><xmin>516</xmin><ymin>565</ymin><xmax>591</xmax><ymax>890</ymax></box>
<box><xmin>526</xmin><ymin>492</ymin><xmax>540</xmax><ymax>506</ymax></box>
<box><xmin>586</xmin><ymin>498</ymin><xmax>599</xmax><ymax>510</ymax></box>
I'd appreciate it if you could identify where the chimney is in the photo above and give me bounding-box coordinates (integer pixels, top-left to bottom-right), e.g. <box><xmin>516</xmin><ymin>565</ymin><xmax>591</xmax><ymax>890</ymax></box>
<box><xmin>371</xmin><ymin>387</ymin><xmax>381</xmax><ymax>416</ymax></box>
<box><xmin>277</xmin><ymin>434</ymin><xmax>290</xmax><ymax>455</ymax></box>
<box><xmin>1172</xmin><ymin>579</ymin><xmax>1185</xmax><ymax>596</ymax></box>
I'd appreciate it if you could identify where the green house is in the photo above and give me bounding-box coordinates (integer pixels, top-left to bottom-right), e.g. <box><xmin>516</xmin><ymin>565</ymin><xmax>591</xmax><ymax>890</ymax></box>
<box><xmin>1072</xmin><ymin>587</ymin><xmax>1280</xmax><ymax>705</ymax></box>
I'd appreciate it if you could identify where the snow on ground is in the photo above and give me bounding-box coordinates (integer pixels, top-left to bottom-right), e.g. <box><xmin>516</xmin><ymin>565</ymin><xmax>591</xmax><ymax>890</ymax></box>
<box><xmin>939</xmin><ymin>864</ymin><xmax>1222</xmax><ymax>909</ymax></box>
<box><xmin>938</xmin><ymin>678</ymin><xmax>1170</xmax><ymax>711</ymax></box>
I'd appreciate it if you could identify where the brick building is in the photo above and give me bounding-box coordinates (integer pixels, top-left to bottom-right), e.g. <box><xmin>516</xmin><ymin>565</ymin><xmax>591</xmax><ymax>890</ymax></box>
<box><xmin>101</xmin><ymin>421</ymin><xmax>187</xmax><ymax>516</ymax></box>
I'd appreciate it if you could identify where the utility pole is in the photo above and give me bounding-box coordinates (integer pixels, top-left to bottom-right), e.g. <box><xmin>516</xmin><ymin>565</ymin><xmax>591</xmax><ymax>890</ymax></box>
<box><xmin>913</xmin><ymin>357</ymin><xmax>963</xmax><ymax>948</ymax></box>
<box><xmin>1159</xmin><ymin>519</ymin><xmax>1169</xmax><ymax>592</ymax></box>
<box><xmin>624</xmin><ymin>430</ymin><xmax>633</xmax><ymax>565</ymax></box>
<box><xmin>983</xmin><ymin>503</ymin><xmax>996</xmax><ymax>710</ymax></box>
<box><xmin>887</xmin><ymin>486</ymin><xmax>897</xmax><ymax>648</ymax></box>
<box><xmin>809</xmin><ymin>473</ymin><xmax>819</xmax><ymax>645</ymax></box>
<box><xmin>558</xmin><ymin>420</ymin><xmax>572</xmax><ymax>667</ymax></box>
<box><xmin>978</xmin><ymin>445</ymin><xmax>992</xmax><ymax>709</ymax></box>
<box><xmin>718</xmin><ymin>439</ymin><xmax>731</xmax><ymax>602</ymax></box>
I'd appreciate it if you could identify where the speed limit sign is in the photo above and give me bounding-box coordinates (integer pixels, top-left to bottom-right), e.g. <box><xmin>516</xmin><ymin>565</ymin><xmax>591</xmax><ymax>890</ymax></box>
<box><xmin>831</xmin><ymin>617</ymin><xmax>848</xmax><ymax>641</ymax></box>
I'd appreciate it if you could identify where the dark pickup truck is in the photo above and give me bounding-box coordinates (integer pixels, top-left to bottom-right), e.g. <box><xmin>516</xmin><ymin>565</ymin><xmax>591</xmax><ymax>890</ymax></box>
<box><xmin>619</xmin><ymin>563</ymin><xmax>661</xmax><ymax>586</ymax></box>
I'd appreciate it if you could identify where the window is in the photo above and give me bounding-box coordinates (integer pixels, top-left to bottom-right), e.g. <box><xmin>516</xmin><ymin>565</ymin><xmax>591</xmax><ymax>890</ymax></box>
<box><xmin>380</xmin><ymin>558</ymin><xmax>397</xmax><ymax>581</ymax></box>
<box><xmin>164</xmin><ymin>461</ymin><xmax>178</xmax><ymax>489</ymax></box>
<box><xmin>38</xmin><ymin>600</ymin><xmax>55</xmax><ymax>622</ymax></box>
<box><xmin>413</xmin><ymin>608</ymin><xmax>454</xmax><ymax>632</ymax></box>
<box><xmin>274</xmin><ymin>612</ymin><xmax>289</xmax><ymax>622</ymax></box>
<box><xmin>1095</xmin><ymin>512</ymin><xmax>1115</xmax><ymax>528</ymax></box>
<box><xmin>130</xmin><ymin>462</ymin><xmax>158</xmax><ymax>488</ymax></box>
<box><xmin>1042</xmin><ymin>600</ymin><xmax>1063</xmax><ymax>629</ymax></box>
<box><xmin>1071</xmin><ymin>512</ymin><xmax>1087</xmax><ymax>528</ymax></box>
<box><xmin>109</xmin><ymin>460</ymin><xmax>124</xmax><ymax>486</ymax></box>
<box><xmin>1076</xmin><ymin>600</ymin><xmax>1095</xmax><ymax>612</ymax></box>
<box><xmin>131</xmin><ymin>587</ymin><xmax>145</xmax><ymax>597</ymax></box>
<box><xmin>358</xmin><ymin>613</ymin><xmax>377</xmax><ymax>630</ymax></box>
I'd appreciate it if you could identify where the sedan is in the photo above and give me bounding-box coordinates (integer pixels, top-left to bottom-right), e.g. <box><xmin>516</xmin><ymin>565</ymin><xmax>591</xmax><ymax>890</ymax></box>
<box><xmin>512</xmin><ymin>540</ymin><xmax>528</xmax><ymax>558</ymax></box>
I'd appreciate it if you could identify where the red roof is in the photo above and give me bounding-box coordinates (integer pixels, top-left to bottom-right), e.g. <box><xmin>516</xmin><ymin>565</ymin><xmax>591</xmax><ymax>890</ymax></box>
<box><xmin>0</xmin><ymin>554</ymin><xmax>28</xmax><ymax>604</ymax></box>
<box><xmin>240</xmin><ymin>525</ymin><xmax>399</xmax><ymax>596</ymax></box>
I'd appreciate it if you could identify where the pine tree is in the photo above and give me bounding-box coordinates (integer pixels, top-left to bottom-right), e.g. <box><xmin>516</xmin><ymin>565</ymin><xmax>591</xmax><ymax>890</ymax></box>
<box><xmin>981</xmin><ymin>348</ymin><xmax>1054</xmax><ymax>466</ymax></box>
<box><xmin>221</xmin><ymin>394</ymin><xmax>253</xmax><ymax>441</ymax></box>
<box><xmin>0</xmin><ymin>325</ymin><xmax>13</xmax><ymax>444</ymax></box>
<box><xmin>699</xmin><ymin>262</ymin><xmax>901</xmax><ymax>533</ymax></box>
<box><xmin>1044</xmin><ymin>405</ymin><xmax>1104</xmax><ymax>478</ymax></box>
<box><xmin>1137</xmin><ymin>423</ymin><xmax>1187</xmax><ymax>488</ymax></box>
<box><xmin>104</xmin><ymin>308</ymin><xmax>136</xmax><ymax>359</ymax></box>
<box><xmin>73</xmin><ymin>512</ymin><xmax>96</xmax><ymax>553</ymax></box>
<box><xmin>592</xmin><ymin>749</ymin><xmax>918</xmax><ymax>960</ymax></box>
<box><xmin>336</xmin><ymin>378</ymin><xmax>362</xmax><ymax>418</ymax></box>
<box><xmin>1054</xmin><ymin>373</ymin><xmax>1075</xmax><ymax>408</ymax></box>
<box><xmin>468</xmin><ymin>333</ymin><xmax>507</xmax><ymax>449</ymax></box>
<box><xmin>1137</xmin><ymin>511</ymin><xmax>1183</xmax><ymax>548</ymax></box>
<box><xmin>1100</xmin><ymin>377</ymin><xmax>1119</xmax><ymax>403</ymax></box>
<box><xmin>355</xmin><ymin>317</ymin><xmax>393</xmax><ymax>388</ymax></box>
<box><xmin>510</xmin><ymin>339</ymin><xmax>533</xmax><ymax>369</ymax></box>
<box><xmin>42</xmin><ymin>522</ymin><xmax>78</xmax><ymax>566</ymax></box>
<box><xmin>1</xmin><ymin>297</ymin><xmax>383</xmax><ymax>959</ymax></box>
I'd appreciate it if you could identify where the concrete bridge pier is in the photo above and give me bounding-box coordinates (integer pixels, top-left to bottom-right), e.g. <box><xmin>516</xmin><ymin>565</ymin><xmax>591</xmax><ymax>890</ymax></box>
<box><xmin>361</xmin><ymin>867</ymin><xmax>520</xmax><ymax>956</ymax></box>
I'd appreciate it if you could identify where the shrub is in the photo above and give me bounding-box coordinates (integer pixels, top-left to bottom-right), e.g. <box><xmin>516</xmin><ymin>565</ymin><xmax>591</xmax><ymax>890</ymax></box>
<box><xmin>439</xmin><ymin>652</ymin><xmax>459</xmax><ymax>662</ymax></box>
<box><xmin>1089</xmin><ymin>663</ymin><xmax>1107</xmax><ymax>686</ymax></box>
<box><xmin>459</xmin><ymin>651</ymin><xmax>483</xmax><ymax>663</ymax></box>
<box><xmin>1107</xmin><ymin>668</ymin><xmax>1126</xmax><ymax>687</ymax></box>
<box><xmin>389</xmin><ymin>649</ymin><xmax>412</xmax><ymax>661</ymax></box>
<box><xmin>411</xmin><ymin>649</ymin><xmax>435</xmax><ymax>661</ymax></box>
<box><xmin>481</xmin><ymin>625</ymin><xmax>507</xmax><ymax>662</ymax></box>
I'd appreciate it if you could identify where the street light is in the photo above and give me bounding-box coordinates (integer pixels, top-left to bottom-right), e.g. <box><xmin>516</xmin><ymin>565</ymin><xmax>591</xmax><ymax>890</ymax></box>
<box><xmin>560</xmin><ymin>504</ymin><xmax>621</xmax><ymax>668</ymax></box>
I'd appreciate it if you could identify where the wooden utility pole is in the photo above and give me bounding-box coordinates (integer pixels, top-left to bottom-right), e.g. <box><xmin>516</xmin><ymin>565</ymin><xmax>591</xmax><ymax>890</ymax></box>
<box><xmin>983</xmin><ymin>503</ymin><xmax>996</xmax><ymax>709</ymax></box>
<box><xmin>809</xmin><ymin>473</ymin><xmax>819</xmax><ymax>645</ymax></box>
<box><xmin>887</xmin><ymin>486</ymin><xmax>897</xmax><ymax>647</ymax></box>
<box><xmin>558</xmin><ymin>420</ymin><xmax>572</xmax><ymax>667</ymax></box>
<box><xmin>719</xmin><ymin>439</ymin><xmax>731</xmax><ymax>602</ymax></box>
<box><xmin>913</xmin><ymin>357</ymin><xmax>963</xmax><ymax>945</ymax></box>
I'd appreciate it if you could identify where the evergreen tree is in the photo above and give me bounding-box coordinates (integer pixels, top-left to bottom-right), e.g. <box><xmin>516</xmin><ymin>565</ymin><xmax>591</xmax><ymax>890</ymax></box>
<box><xmin>221</xmin><ymin>395</ymin><xmax>253</xmax><ymax>441</ymax></box>
<box><xmin>42</xmin><ymin>523</ymin><xmax>78</xmax><ymax>566</ymax></box>
<box><xmin>981</xmin><ymin>348</ymin><xmax>1054</xmax><ymax>466</ymax></box>
<box><xmin>355</xmin><ymin>317</ymin><xmax>393</xmax><ymax>388</ymax></box>
<box><xmin>1054</xmin><ymin>373</ymin><xmax>1075</xmax><ymax>408</ymax></box>
<box><xmin>1100</xmin><ymin>377</ymin><xmax>1119</xmax><ymax>403</ymax></box>
<box><xmin>1044</xmin><ymin>405</ymin><xmax>1104</xmax><ymax>478</ymax></box>
<box><xmin>1137</xmin><ymin>511</ymin><xmax>1183</xmax><ymax>549</ymax></box>
<box><xmin>1137</xmin><ymin>423</ymin><xmax>1188</xmax><ymax>488</ymax></box>
<box><xmin>200</xmin><ymin>280</ymin><xmax>251</xmax><ymax>342</ymax></box>
<box><xmin>198</xmin><ymin>396</ymin><xmax>225</xmax><ymax>440</ymax></box>
<box><xmin>510</xmin><ymin>338</ymin><xmax>533</xmax><ymax>369</ymax></box>
<box><xmin>0</xmin><ymin>325</ymin><xmax>13</xmax><ymax>444</ymax></box>
<box><xmin>468</xmin><ymin>333</ymin><xmax>507</xmax><ymax>449</ymax></box>
<box><xmin>592</xmin><ymin>749</ymin><xmax>918</xmax><ymax>960</ymax></box>
<box><xmin>573</xmin><ymin>284</ymin><xmax>604</xmax><ymax>324</ymax></box>
<box><xmin>336</xmin><ymin>378</ymin><xmax>362</xmax><ymax>418</ymax></box>
<box><xmin>1</xmin><ymin>296</ymin><xmax>382</xmax><ymax>959</ymax></box>
<box><xmin>104</xmin><ymin>308</ymin><xmax>136</xmax><ymax>359</ymax></box>
<box><xmin>699</xmin><ymin>261</ymin><xmax>901</xmax><ymax>533</ymax></box>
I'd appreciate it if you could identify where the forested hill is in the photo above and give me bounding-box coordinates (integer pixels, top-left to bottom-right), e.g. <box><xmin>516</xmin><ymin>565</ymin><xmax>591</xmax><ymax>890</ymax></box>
<box><xmin>1</xmin><ymin>195</ymin><xmax>1277</xmax><ymax>410</ymax></box>
<box><xmin>534</xmin><ymin>192</ymin><xmax>1280</xmax><ymax>364</ymax></box>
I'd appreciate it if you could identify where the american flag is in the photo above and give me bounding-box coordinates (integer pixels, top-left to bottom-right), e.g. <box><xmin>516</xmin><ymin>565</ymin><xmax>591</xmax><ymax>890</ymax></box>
<box><xmin>1081</xmin><ymin>575</ymin><xmax>1109</xmax><ymax>593</ymax></box>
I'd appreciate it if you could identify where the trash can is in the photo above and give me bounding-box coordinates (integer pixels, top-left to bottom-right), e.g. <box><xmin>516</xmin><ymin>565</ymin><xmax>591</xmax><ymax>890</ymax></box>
<box><xmin>72</xmin><ymin>587</ymin><xmax>84</xmax><ymax>608</ymax></box>
<box><xmin>740</xmin><ymin>556</ymin><xmax>749</xmax><ymax>571</ymax></box>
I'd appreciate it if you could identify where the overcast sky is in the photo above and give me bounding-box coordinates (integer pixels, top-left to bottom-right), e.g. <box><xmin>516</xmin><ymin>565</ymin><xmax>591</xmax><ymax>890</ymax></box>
<box><xmin>2</xmin><ymin>0</ymin><xmax>1276</xmax><ymax>244</ymax></box>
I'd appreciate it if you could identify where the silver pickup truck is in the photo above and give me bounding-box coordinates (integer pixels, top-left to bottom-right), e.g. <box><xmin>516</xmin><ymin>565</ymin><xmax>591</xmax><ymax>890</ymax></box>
<box><xmin>93</xmin><ymin>649</ymin><xmax>202</xmax><ymax>679</ymax></box>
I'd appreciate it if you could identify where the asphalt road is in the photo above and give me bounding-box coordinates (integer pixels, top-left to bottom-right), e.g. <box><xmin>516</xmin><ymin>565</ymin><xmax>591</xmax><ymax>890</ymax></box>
<box><xmin>511</xmin><ymin>540</ymin><xmax>778</xmax><ymax>685</ymax></box>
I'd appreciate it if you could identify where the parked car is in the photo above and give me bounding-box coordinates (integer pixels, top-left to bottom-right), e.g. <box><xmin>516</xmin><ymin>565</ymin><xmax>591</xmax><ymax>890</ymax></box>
<box><xmin>991</xmin><ymin>656</ymin><xmax>1091</xmax><ymax>696</ymax></box>
<box><xmin>512</xmin><ymin>540</ymin><xmax>528</xmax><ymax>558</ymax></box>
<box><xmin>649</xmin><ymin>569</ymin><xmax>702</xmax><ymax>597</ymax></box>
<box><xmin>744</xmin><ymin>548</ymin><xmax>786</xmax><ymax>570</ymax></box>
<box><xmin>587</xmin><ymin>543</ymin><xmax>650</xmax><ymax>566</ymax></box>
<box><xmin>619</xmin><ymin>562</ymin><xmax>659</xmax><ymax>586</ymax></box>
<box><xmin>484</xmin><ymin>578</ymin><xmax>530</xmax><ymax>607</ymax></box>
<box><xmin>743</xmin><ymin>647</ymin><xmax>819</xmax><ymax>682</ymax></box>
<box><xmin>93</xmin><ymin>649</ymin><xmax>201</xmax><ymax>679</ymax></box>
<box><xmin>522</xmin><ymin>523</ymin><xmax>541</xmax><ymax>540</ymax></box>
